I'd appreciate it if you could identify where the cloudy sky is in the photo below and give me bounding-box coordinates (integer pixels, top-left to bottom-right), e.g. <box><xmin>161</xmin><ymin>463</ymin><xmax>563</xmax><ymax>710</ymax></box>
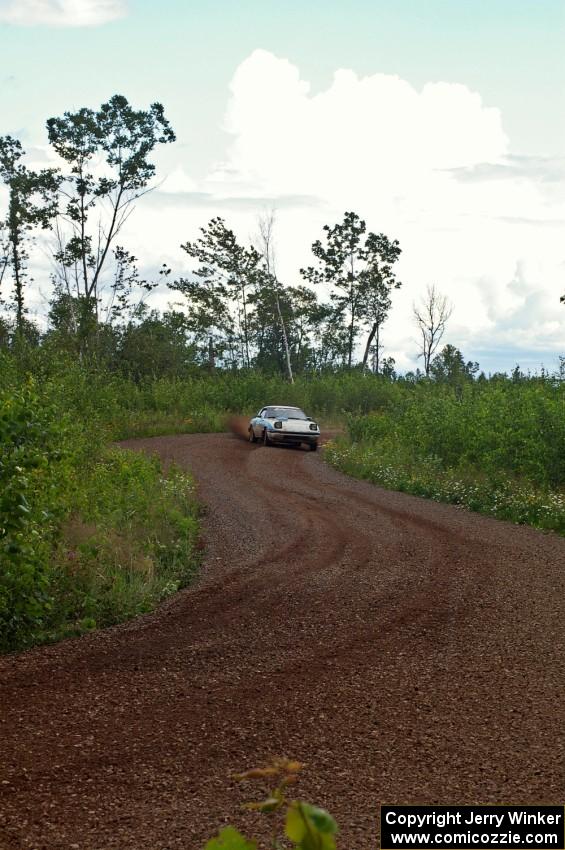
<box><xmin>1</xmin><ymin>0</ymin><xmax>564</xmax><ymax>372</ymax></box>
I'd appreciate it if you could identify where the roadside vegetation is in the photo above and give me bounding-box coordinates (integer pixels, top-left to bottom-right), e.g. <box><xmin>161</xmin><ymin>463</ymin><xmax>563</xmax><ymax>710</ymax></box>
<box><xmin>0</xmin><ymin>354</ymin><xmax>200</xmax><ymax>653</ymax></box>
<box><xmin>325</xmin><ymin>375</ymin><xmax>565</xmax><ymax>535</ymax></box>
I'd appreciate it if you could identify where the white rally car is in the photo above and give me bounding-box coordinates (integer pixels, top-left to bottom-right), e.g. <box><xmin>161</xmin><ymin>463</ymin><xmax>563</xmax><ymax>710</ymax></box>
<box><xmin>248</xmin><ymin>405</ymin><xmax>320</xmax><ymax>451</ymax></box>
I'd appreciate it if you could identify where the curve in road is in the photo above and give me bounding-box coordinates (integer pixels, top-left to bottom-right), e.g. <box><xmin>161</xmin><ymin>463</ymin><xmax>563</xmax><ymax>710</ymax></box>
<box><xmin>1</xmin><ymin>433</ymin><xmax>564</xmax><ymax>849</ymax></box>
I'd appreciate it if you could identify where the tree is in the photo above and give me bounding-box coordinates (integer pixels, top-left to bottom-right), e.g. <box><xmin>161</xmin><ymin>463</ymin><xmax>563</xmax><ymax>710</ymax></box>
<box><xmin>313</xmin><ymin>303</ymin><xmax>350</xmax><ymax>370</ymax></box>
<box><xmin>0</xmin><ymin>222</ymin><xmax>9</xmax><ymax>305</ymax></box>
<box><xmin>254</xmin><ymin>211</ymin><xmax>293</xmax><ymax>382</ymax></box>
<box><xmin>117</xmin><ymin>306</ymin><xmax>197</xmax><ymax>380</ymax></box>
<box><xmin>359</xmin><ymin>233</ymin><xmax>402</xmax><ymax>372</ymax></box>
<box><xmin>413</xmin><ymin>284</ymin><xmax>453</xmax><ymax>376</ymax></box>
<box><xmin>301</xmin><ymin>211</ymin><xmax>401</xmax><ymax>368</ymax></box>
<box><xmin>0</xmin><ymin>316</ymin><xmax>9</xmax><ymax>349</ymax></box>
<box><xmin>174</xmin><ymin>218</ymin><xmax>262</xmax><ymax>368</ymax></box>
<box><xmin>45</xmin><ymin>287</ymin><xmax>117</xmax><ymax>361</ymax></box>
<box><xmin>104</xmin><ymin>246</ymin><xmax>164</xmax><ymax>325</ymax></box>
<box><xmin>169</xmin><ymin>268</ymin><xmax>237</xmax><ymax>368</ymax></box>
<box><xmin>430</xmin><ymin>344</ymin><xmax>479</xmax><ymax>384</ymax></box>
<box><xmin>403</xmin><ymin>367</ymin><xmax>425</xmax><ymax>383</ymax></box>
<box><xmin>45</xmin><ymin>289</ymin><xmax>84</xmax><ymax>355</ymax></box>
<box><xmin>381</xmin><ymin>356</ymin><xmax>397</xmax><ymax>380</ymax></box>
<box><xmin>284</xmin><ymin>285</ymin><xmax>327</xmax><ymax>371</ymax></box>
<box><xmin>47</xmin><ymin>94</ymin><xmax>175</xmax><ymax>344</ymax></box>
<box><xmin>248</xmin><ymin>278</ymin><xmax>291</xmax><ymax>374</ymax></box>
<box><xmin>47</xmin><ymin>246</ymin><xmax>166</xmax><ymax>360</ymax></box>
<box><xmin>0</xmin><ymin>136</ymin><xmax>60</xmax><ymax>332</ymax></box>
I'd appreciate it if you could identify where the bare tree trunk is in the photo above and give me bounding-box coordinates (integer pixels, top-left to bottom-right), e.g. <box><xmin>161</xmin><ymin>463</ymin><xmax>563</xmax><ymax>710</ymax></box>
<box><xmin>241</xmin><ymin>281</ymin><xmax>250</xmax><ymax>368</ymax></box>
<box><xmin>347</xmin><ymin>303</ymin><xmax>356</xmax><ymax>368</ymax></box>
<box><xmin>88</xmin><ymin>186</ymin><xmax>124</xmax><ymax>300</ymax></box>
<box><xmin>347</xmin><ymin>252</ymin><xmax>358</xmax><ymax>369</ymax></box>
<box><xmin>362</xmin><ymin>322</ymin><xmax>376</xmax><ymax>370</ymax></box>
<box><xmin>12</xmin><ymin>235</ymin><xmax>24</xmax><ymax>333</ymax></box>
<box><xmin>256</xmin><ymin>211</ymin><xmax>294</xmax><ymax>383</ymax></box>
<box><xmin>424</xmin><ymin>335</ymin><xmax>431</xmax><ymax>376</ymax></box>
<box><xmin>273</xmin><ymin>275</ymin><xmax>293</xmax><ymax>383</ymax></box>
<box><xmin>79</xmin><ymin>164</ymin><xmax>89</xmax><ymax>297</ymax></box>
<box><xmin>0</xmin><ymin>229</ymin><xmax>9</xmax><ymax>295</ymax></box>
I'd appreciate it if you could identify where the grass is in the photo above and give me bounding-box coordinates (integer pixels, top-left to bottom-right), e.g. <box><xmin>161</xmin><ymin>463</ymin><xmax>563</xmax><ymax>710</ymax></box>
<box><xmin>41</xmin><ymin>450</ymin><xmax>201</xmax><ymax>643</ymax></box>
<box><xmin>325</xmin><ymin>438</ymin><xmax>565</xmax><ymax>536</ymax></box>
<box><xmin>109</xmin><ymin>408</ymin><xmax>228</xmax><ymax>440</ymax></box>
<box><xmin>324</xmin><ymin>379</ymin><xmax>565</xmax><ymax>535</ymax></box>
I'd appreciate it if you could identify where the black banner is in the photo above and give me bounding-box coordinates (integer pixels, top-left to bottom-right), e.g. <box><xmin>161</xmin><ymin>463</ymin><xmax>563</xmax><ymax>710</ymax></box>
<box><xmin>381</xmin><ymin>806</ymin><xmax>565</xmax><ymax>850</ymax></box>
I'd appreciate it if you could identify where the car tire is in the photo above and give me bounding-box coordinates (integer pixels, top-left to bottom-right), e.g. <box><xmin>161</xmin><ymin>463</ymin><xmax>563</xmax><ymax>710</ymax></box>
<box><xmin>249</xmin><ymin>427</ymin><xmax>257</xmax><ymax>443</ymax></box>
<box><xmin>263</xmin><ymin>429</ymin><xmax>271</xmax><ymax>447</ymax></box>
<box><xmin>309</xmin><ymin>442</ymin><xmax>318</xmax><ymax>452</ymax></box>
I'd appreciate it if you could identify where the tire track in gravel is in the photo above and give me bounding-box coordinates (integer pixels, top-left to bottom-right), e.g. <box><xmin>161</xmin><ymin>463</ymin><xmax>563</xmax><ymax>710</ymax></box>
<box><xmin>1</xmin><ymin>432</ymin><xmax>564</xmax><ymax>850</ymax></box>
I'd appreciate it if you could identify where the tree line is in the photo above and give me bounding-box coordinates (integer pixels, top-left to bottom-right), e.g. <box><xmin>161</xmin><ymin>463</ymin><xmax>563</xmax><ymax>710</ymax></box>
<box><xmin>0</xmin><ymin>92</ymin><xmax>508</xmax><ymax>383</ymax></box>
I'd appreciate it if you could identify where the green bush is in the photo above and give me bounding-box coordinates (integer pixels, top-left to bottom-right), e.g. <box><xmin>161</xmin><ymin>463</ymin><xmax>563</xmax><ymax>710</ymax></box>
<box><xmin>327</xmin><ymin>376</ymin><xmax>565</xmax><ymax>534</ymax></box>
<box><xmin>0</xmin><ymin>355</ymin><xmax>201</xmax><ymax>652</ymax></box>
<box><xmin>345</xmin><ymin>379</ymin><xmax>565</xmax><ymax>488</ymax></box>
<box><xmin>0</xmin><ymin>378</ymin><xmax>76</xmax><ymax>649</ymax></box>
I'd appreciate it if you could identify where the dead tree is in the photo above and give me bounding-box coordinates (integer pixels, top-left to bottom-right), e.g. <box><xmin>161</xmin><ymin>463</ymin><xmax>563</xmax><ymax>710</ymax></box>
<box><xmin>255</xmin><ymin>211</ymin><xmax>294</xmax><ymax>383</ymax></box>
<box><xmin>413</xmin><ymin>284</ymin><xmax>453</xmax><ymax>376</ymax></box>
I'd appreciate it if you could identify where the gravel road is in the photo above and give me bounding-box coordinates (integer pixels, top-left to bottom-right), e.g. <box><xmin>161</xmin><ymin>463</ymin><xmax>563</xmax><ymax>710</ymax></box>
<box><xmin>1</xmin><ymin>432</ymin><xmax>564</xmax><ymax>850</ymax></box>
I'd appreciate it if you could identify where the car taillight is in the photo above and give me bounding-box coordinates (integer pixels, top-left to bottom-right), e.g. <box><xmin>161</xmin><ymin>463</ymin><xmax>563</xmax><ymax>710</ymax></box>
<box><xmin>274</xmin><ymin>421</ymin><xmax>283</xmax><ymax>429</ymax></box>
<box><xmin>309</xmin><ymin>422</ymin><xmax>318</xmax><ymax>431</ymax></box>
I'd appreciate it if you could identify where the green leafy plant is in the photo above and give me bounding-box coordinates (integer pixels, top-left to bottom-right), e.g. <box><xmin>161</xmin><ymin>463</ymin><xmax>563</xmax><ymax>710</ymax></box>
<box><xmin>205</xmin><ymin>828</ymin><xmax>257</xmax><ymax>850</ymax></box>
<box><xmin>204</xmin><ymin>759</ymin><xmax>338</xmax><ymax>850</ymax></box>
<box><xmin>0</xmin><ymin>358</ymin><xmax>201</xmax><ymax>652</ymax></box>
<box><xmin>0</xmin><ymin>377</ymin><xmax>70</xmax><ymax>648</ymax></box>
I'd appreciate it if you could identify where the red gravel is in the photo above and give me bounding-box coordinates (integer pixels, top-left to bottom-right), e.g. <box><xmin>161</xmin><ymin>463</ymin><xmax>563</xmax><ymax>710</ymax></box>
<box><xmin>1</xmin><ymin>432</ymin><xmax>564</xmax><ymax>850</ymax></box>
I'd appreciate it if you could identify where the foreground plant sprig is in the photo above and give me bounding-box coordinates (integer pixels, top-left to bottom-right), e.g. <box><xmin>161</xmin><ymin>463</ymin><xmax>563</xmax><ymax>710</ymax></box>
<box><xmin>204</xmin><ymin>758</ymin><xmax>338</xmax><ymax>850</ymax></box>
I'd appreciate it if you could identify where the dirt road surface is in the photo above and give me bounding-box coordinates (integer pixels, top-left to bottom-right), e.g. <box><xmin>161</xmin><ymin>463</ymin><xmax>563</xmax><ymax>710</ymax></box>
<box><xmin>1</xmin><ymin>432</ymin><xmax>564</xmax><ymax>850</ymax></box>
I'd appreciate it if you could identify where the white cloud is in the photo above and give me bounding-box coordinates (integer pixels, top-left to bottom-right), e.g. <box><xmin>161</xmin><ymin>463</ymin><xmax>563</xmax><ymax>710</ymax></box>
<box><xmin>196</xmin><ymin>49</ymin><xmax>564</xmax><ymax>370</ymax></box>
<box><xmin>158</xmin><ymin>167</ymin><xmax>198</xmax><ymax>195</ymax></box>
<box><xmin>0</xmin><ymin>0</ymin><xmax>126</xmax><ymax>27</ymax></box>
<box><xmin>214</xmin><ymin>49</ymin><xmax>508</xmax><ymax>200</ymax></box>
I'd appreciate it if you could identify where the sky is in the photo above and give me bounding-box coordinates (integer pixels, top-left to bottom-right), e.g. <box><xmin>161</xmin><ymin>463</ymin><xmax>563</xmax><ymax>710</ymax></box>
<box><xmin>1</xmin><ymin>0</ymin><xmax>564</xmax><ymax>373</ymax></box>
